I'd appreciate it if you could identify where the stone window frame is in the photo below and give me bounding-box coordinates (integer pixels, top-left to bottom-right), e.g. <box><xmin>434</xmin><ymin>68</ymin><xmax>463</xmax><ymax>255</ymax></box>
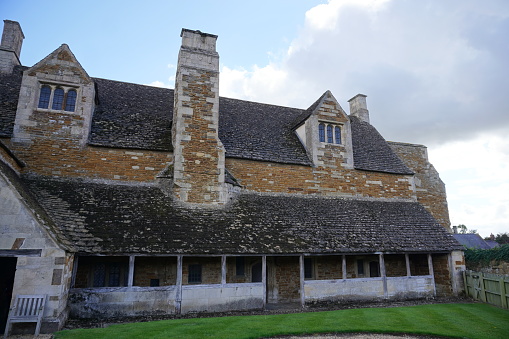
<box><xmin>36</xmin><ymin>82</ymin><xmax>79</xmax><ymax>113</ymax></box>
<box><xmin>318</xmin><ymin>121</ymin><xmax>343</xmax><ymax>145</ymax></box>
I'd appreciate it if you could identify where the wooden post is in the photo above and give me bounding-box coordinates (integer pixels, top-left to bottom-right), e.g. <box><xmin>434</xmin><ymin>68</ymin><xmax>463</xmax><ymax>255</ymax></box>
<box><xmin>262</xmin><ymin>256</ymin><xmax>267</xmax><ymax>309</ymax></box>
<box><xmin>479</xmin><ymin>272</ymin><xmax>487</xmax><ymax>302</ymax></box>
<box><xmin>299</xmin><ymin>255</ymin><xmax>305</xmax><ymax>308</ymax></box>
<box><xmin>463</xmin><ymin>270</ymin><xmax>469</xmax><ymax>297</ymax></box>
<box><xmin>221</xmin><ymin>255</ymin><xmax>226</xmax><ymax>286</ymax></box>
<box><xmin>405</xmin><ymin>254</ymin><xmax>411</xmax><ymax>277</ymax></box>
<box><xmin>428</xmin><ymin>254</ymin><xmax>436</xmax><ymax>297</ymax></box>
<box><xmin>176</xmin><ymin>255</ymin><xmax>183</xmax><ymax>314</ymax></box>
<box><xmin>379</xmin><ymin>253</ymin><xmax>388</xmax><ymax>299</ymax></box>
<box><xmin>342</xmin><ymin>255</ymin><xmax>347</xmax><ymax>280</ymax></box>
<box><xmin>500</xmin><ymin>277</ymin><xmax>507</xmax><ymax>309</ymax></box>
<box><xmin>128</xmin><ymin>255</ymin><xmax>135</xmax><ymax>287</ymax></box>
<box><xmin>70</xmin><ymin>254</ymin><xmax>78</xmax><ymax>288</ymax></box>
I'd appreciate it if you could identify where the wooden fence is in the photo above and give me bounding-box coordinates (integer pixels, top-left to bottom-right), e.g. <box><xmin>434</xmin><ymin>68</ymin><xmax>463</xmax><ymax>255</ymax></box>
<box><xmin>463</xmin><ymin>270</ymin><xmax>509</xmax><ymax>309</ymax></box>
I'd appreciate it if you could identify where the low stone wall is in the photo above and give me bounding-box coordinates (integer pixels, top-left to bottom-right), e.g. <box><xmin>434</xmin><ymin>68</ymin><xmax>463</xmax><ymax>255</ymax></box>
<box><xmin>304</xmin><ymin>278</ymin><xmax>384</xmax><ymax>301</ymax></box>
<box><xmin>69</xmin><ymin>286</ymin><xmax>177</xmax><ymax>318</ymax></box>
<box><xmin>387</xmin><ymin>276</ymin><xmax>434</xmax><ymax>298</ymax></box>
<box><xmin>181</xmin><ymin>283</ymin><xmax>264</xmax><ymax>313</ymax></box>
<box><xmin>304</xmin><ymin>276</ymin><xmax>434</xmax><ymax>302</ymax></box>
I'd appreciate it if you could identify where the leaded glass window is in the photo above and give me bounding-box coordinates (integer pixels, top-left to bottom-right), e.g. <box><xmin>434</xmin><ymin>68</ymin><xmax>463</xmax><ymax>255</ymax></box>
<box><xmin>327</xmin><ymin>125</ymin><xmax>333</xmax><ymax>143</ymax></box>
<box><xmin>335</xmin><ymin>126</ymin><xmax>341</xmax><ymax>144</ymax></box>
<box><xmin>65</xmin><ymin>89</ymin><xmax>77</xmax><ymax>112</ymax></box>
<box><xmin>38</xmin><ymin>85</ymin><xmax>51</xmax><ymax>109</ymax></box>
<box><xmin>52</xmin><ymin>88</ymin><xmax>65</xmax><ymax>110</ymax></box>
<box><xmin>319</xmin><ymin>123</ymin><xmax>325</xmax><ymax>142</ymax></box>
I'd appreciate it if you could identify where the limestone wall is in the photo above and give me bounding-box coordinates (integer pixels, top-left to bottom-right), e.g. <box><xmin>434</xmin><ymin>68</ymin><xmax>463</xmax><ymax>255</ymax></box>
<box><xmin>0</xmin><ymin>170</ymin><xmax>71</xmax><ymax>332</ymax></box>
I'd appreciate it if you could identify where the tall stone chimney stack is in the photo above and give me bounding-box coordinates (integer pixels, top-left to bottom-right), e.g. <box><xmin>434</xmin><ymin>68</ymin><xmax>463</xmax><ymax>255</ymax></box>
<box><xmin>172</xmin><ymin>29</ymin><xmax>227</xmax><ymax>205</ymax></box>
<box><xmin>0</xmin><ymin>20</ymin><xmax>24</xmax><ymax>74</ymax></box>
<box><xmin>348</xmin><ymin>94</ymin><xmax>370</xmax><ymax>124</ymax></box>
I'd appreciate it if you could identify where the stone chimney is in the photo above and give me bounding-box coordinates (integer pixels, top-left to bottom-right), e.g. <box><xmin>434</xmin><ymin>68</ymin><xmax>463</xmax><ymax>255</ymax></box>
<box><xmin>172</xmin><ymin>29</ymin><xmax>227</xmax><ymax>205</ymax></box>
<box><xmin>452</xmin><ymin>226</ymin><xmax>458</xmax><ymax>234</ymax></box>
<box><xmin>348</xmin><ymin>94</ymin><xmax>370</xmax><ymax>124</ymax></box>
<box><xmin>0</xmin><ymin>20</ymin><xmax>24</xmax><ymax>74</ymax></box>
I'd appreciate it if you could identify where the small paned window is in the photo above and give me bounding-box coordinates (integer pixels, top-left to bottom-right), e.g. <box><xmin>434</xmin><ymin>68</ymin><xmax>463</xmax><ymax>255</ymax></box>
<box><xmin>188</xmin><ymin>264</ymin><xmax>202</xmax><ymax>284</ymax></box>
<box><xmin>65</xmin><ymin>89</ymin><xmax>77</xmax><ymax>112</ymax></box>
<box><xmin>304</xmin><ymin>258</ymin><xmax>313</xmax><ymax>279</ymax></box>
<box><xmin>236</xmin><ymin>257</ymin><xmax>245</xmax><ymax>276</ymax></box>
<box><xmin>318</xmin><ymin>122</ymin><xmax>342</xmax><ymax>145</ymax></box>
<box><xmin>327</xmin><ymin>125</ymin><xmax>333</xmax><ymax>143</ymax></box>
<box><xmin>38</xmin><ymin>86</ymin><xmax>51</xmax><ymax>109</ymax></box>
<box><xmin>93</xmin><ymin>263</ymin><xmax>106</xmax><ymax>287</ymax></box>
<box><xmin>319</xmin><ymin>123</ymin><xmax>325</xmax><ymax>142</ymax></box>
<box><xmin>335</xmin><ymin>126</ymin><xmax>341</xmax><ymax>144</ymax></box>
<box><xmin>52</xmin><ymin>88</ymin><xmax>65</xmax><ymax>110</ymax></box>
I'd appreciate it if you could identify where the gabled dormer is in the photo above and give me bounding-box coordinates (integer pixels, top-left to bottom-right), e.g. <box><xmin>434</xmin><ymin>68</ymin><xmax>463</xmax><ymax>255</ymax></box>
<box><xmin>12</xmin><ymin>44</ymin><xmax>95</xmax><ymax>147</ymax></box>
<box><xmin>294</xmin><ymin>91</ymin><xmax>354</xmax><ymax>168</ymax></box>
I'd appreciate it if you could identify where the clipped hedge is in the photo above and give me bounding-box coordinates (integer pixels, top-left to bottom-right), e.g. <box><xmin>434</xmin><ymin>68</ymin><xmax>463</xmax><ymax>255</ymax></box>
<box><xmin>464</xmin><ymin>244</ymin><xmax>509</xmax><ymax>267</ymax></box>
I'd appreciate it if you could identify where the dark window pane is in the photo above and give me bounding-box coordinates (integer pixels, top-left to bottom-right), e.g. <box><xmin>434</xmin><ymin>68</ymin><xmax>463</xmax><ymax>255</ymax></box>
<box><xmin>327</xmin><ymin>125</ymin><xmax>333</xmax><ymax>143</ymax></box>
<box><xmin>304</xmin><ymin>258</ymin><xmax>313</xmax><ymax>279</ymax></box>
<box><xmin>65</xmin><ymin>89</ymin><xmax>77</xmax><ymax>112</ymax></box>
<box><xmin>251</xmin><ymin>262</ymin><xmax>262</xmax><ymax>283</ymax></box>
<box><xmin>319</xmin><ymin>123</ymin><xmax>325</xmax><ymax>142</ymax></box>
<box><xmin>369</xmin><ymin>261</ymin><xmax>380</xmax><ymax>277</ymax></box>
<box><xmin>357</xmin><ymin>259</ymin><xmax>364</xmax><ymax>275</ymax></box>
<box><xmin>150</xmin><ymin>279</ymin><xmax>160</xmax><ymax>287</ymax></box>
<box><xmin>108</xmin><ymin>263</ymin><xmax>121</xmax><ymax>287</ymax></box>
<box><xmin>93</xmin><ymin>263</ymin><xmax>106</xmax><ymax>287</ymax></box>
<box><xmin>52</xmin><ymin>88</ymin><xmax>64</xmax><ymax>110</ymax></box>
<box><xmin>236</xmin><ymin>257</ymin><xmax>245</xmax><ymax>276</ymax></box>
<box><xmin>38</xmin><ymin>86</ymin><xmax>51</xmax><ymax>109</ymax></box>
<box><xmin>188</xmin><ymin>264</ymin><xmax>202</xmax><ymax>284</ymax></box>
<box><xmin>335</xmin><ymin>126</ymin><xmax>341</xmax><ymax>144</ymax></box>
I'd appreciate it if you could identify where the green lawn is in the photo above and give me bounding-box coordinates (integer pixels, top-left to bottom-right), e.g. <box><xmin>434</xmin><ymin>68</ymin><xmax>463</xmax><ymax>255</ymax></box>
<box><xmin>55</xmin><ymin>303</ymin><xmax>509</xmax><ymax>339</ymax></box>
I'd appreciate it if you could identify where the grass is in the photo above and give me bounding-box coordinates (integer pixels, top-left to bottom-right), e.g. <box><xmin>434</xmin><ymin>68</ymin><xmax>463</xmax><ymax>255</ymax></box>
<box><xmin>55</xmin><ymin>303</ymin><xmax>509</xmax><ymax>339</ymax></box>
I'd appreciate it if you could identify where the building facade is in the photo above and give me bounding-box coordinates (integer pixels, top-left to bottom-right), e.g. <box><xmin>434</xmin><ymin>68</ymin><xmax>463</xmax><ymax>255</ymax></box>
<box><xmin>0</xmin><ymin>20</ymin><xmax>464</xmax><ymax>334</ymax></box>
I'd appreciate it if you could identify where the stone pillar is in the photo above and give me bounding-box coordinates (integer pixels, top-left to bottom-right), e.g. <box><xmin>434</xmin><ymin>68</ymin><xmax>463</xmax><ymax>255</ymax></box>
<box><xmin>0</xmin><ymin>20</ymin><xmax>24</xmax><ymax>74</ymax></box>
<box><xmin>172</xmin><ymin>29</ymin><xmax>227</xmax><ymax>205</ymax></box>
<box><xmin>348</xmin><ymin>94</ymin><xmax>370</xmax><ymax>124</ymax></box>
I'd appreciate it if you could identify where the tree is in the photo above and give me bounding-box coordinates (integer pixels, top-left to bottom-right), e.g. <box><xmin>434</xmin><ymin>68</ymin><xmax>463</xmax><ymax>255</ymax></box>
<box><xmin>454</xmin><ymin>224</ymin><xmax>478</xmax><ymax>234</ymax></box>
<box><xmin>495</xmin><ymin>233</ymin><xmax>509</xmax><ymax>244</ymax></box>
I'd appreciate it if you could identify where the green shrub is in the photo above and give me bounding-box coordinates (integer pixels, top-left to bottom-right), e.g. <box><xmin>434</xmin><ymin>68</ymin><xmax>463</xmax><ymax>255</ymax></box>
<box><xmin>464</xmin><ymin>244</ymin><xmax>509</xmax><ymax>268</ymax></box>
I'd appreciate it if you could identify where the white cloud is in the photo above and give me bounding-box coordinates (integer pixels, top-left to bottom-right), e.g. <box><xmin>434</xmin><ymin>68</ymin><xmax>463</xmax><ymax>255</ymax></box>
<box><xmin>218</xmin><ymin>0</ymin><xmax>509</xmax><ymax>238</ymax></box>
<box><xmin>429</xmin><ymin>132</ymin><xmax>509</xmax><ymax>237</ymax></box>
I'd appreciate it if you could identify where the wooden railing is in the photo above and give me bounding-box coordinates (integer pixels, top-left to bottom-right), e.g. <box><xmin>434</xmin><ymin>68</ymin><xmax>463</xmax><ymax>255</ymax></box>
<box><xmin>463</xmin><ymin>270</ymin><xmax>509</xmax><ymax>309</ymax></box>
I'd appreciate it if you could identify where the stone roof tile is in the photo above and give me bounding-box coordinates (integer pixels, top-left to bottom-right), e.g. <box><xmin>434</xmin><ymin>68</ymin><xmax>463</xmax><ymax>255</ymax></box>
<box><xmin>24</xmin><ymin>176</ymin><xmax>462</xmax><ymax>255</ymax></box>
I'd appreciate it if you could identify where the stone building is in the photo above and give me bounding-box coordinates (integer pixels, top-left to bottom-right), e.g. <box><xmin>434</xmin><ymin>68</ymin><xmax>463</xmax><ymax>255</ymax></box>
<box><xmin>0</xmin><ymin>20</ymin><xmax>464</xmax><ymax>334</ymax></box>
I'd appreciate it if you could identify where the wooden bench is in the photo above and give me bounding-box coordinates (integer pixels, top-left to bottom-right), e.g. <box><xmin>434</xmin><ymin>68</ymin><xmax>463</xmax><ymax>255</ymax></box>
<box><xmin>3</xmin><ymin>295</ymin><xmax>46</xmax><ymax>338</ymax></box>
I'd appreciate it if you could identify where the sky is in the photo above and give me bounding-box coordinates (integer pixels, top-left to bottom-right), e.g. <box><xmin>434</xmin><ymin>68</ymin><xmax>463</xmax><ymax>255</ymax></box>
<box><xmin>2</xmin><ymin>0</ymin><xmax>508</xmax><ymax>238</ymax></box>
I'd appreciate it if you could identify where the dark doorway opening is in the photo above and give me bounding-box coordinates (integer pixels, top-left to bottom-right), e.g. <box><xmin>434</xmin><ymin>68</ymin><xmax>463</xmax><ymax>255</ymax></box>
<box><xmin>0</xmin><ymin>257</ymin><xmax>17</xmax><ymax>334</ymax></box>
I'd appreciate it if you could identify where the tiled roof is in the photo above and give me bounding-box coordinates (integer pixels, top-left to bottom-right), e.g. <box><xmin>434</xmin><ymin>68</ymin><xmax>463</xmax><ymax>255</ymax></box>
<box><xmin>1</xmin><ymin>73</ymin><xmax>414</xmax><ymax>173</ymax></box>
<box><xmin>23</xmin><ymin>175</ymin><xmax>462</xmax><ymax>255</ymax></box>
<box><xmin>350</xmin><ymin>116</ymin><xmax>414</xmax><ymax>174</ymax></box>
<box><xmin>218</xmin><ymin>97</ymin><xmax>312</xmax><ymax>165</ymax></box>
<box><xmin>453</xmin><ymin>234</ymin><xmax>498</xmax><ymax>249</ymax></box>
<box><xmin>89</xmin><ymin>78</ymin><xmax>173</xmax><ymax>151</ymax></box>
<box><xmin>0</xmin><ymin>66</ymin><xmax>25</xmax><ymax>137</ymax></box>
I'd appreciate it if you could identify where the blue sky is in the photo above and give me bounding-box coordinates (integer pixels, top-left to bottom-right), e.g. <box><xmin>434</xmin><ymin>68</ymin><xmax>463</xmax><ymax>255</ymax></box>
<box><xmin>2</xmin><ymin>0</ymin><xmax>509</xmax><ymax>238</ymax></box>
